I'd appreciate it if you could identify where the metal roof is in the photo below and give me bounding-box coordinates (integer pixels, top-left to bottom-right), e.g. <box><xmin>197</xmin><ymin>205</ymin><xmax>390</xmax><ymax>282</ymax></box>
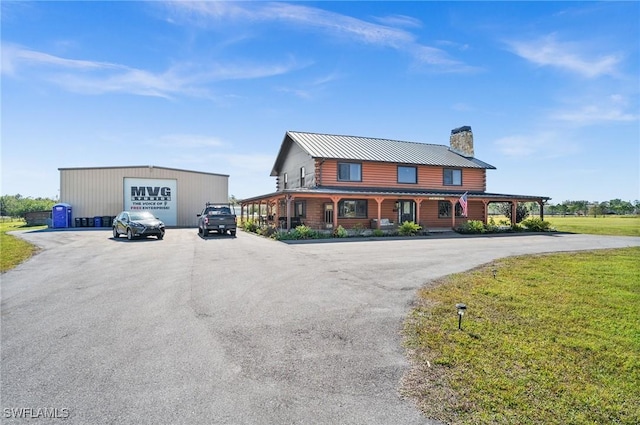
<box><xmin>240</xmin><ymin>186</ymin><xmax>550</xmax><ymax>203</ymax></box>
<box><xmin>276</xmin><ymin>131</ymin><xmax>496</xmax><ymax>172</ymax></box>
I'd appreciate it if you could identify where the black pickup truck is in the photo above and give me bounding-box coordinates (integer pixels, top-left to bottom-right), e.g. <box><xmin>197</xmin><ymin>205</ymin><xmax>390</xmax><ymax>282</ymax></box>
<box><xmin>197</xmin><ymin>203</ymin><xmax>237</xmax><ymax>237</ymax></box>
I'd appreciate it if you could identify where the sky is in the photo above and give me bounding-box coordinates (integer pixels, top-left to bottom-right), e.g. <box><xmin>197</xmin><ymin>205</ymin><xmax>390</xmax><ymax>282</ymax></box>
<box><xmin>2</xmin><ymin>1</ymin><xmax>639</xmax><ymax>204</ymax></box>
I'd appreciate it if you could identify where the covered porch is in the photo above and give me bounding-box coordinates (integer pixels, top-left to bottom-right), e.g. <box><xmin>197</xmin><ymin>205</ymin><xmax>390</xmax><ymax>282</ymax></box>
<box><xmin>239</xmin><ymin>189</ymin><xmax>549</xmax><ymax>232</ymax></box>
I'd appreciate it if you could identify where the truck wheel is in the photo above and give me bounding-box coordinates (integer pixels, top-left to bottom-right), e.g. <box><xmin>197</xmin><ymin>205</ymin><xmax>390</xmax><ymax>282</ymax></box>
<box><xmin>202</xmin><ymin>228</ymin><xmax>208</xmax><ymax>236</ymax></box>
<box><xmin>230</xmin><ymin>230</ymin><xmax>236</xmax><ymax>237</ymax></box>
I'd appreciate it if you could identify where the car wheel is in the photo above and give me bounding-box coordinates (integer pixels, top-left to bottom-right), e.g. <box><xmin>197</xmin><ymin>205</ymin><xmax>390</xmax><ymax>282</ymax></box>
<box><xmin>113</xmin><ymin>227</ymin><xmax>119</xmax><ymax>238</ymax></box>
<box><xmin>202</xmin><ymin>228</ymin><xmax>208</xmax><ymax>236</ymax></box>
<box><xmin>157</xmin><ymin>231</ymin><xmax>164</xmax><ymax>240</ymax></box>
<box><xmin>127</xmin><ymin>228</ymin><xmax>133</xmax><ymax>240</ymax></box>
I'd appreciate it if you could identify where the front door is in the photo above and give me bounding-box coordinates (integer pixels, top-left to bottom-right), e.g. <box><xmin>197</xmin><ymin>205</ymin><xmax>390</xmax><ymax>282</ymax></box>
<box><xmin>398</xmin><ymin>200</ymin><xmax>416</xmax><ymax>224</ymax></box>
<box><xmin>323</xmin><ymin>203</ymin><xmax>334</xmax><ymax>228</ymax></box>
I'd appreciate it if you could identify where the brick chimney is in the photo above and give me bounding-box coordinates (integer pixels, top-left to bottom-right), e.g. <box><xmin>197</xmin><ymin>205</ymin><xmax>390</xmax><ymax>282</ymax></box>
<box><xmin>449</xmin><ymin>126</ymin><xmax>474</xmax><ymax>158</ymax></box>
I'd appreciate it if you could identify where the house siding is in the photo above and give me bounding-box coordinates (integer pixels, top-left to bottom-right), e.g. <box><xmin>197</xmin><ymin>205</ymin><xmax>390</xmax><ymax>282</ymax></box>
<box><xmin>319</xmin><ymin>160</ymin><xmax>486</xmax><ymax>191</ymax></box>
<box><xmin>278</xmin><ymin>142</ymin><xmax>316</xmax><ymax>190</ymax></box>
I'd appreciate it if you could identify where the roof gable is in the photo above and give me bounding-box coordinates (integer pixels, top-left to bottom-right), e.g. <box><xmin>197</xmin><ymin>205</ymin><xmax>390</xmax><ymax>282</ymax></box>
<box><xmin>271</xmin><ymin>131</ymin><xmax>495</xmax><ymax>175</ymax></box>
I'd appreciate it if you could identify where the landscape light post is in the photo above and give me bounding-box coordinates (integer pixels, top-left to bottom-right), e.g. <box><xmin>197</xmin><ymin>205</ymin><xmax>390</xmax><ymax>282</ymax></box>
<box><xmin>456</xmin><ymin>303</ymin><xmax>467</xmax><ymax>330</ymax></box>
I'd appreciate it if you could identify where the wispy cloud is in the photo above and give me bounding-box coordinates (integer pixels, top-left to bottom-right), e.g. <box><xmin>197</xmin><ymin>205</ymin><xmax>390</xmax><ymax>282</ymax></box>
<box><xmin>494</xmin><ymin>131</ymin><xmax>580</xmax><ymax>159</ymax></box>
<box><xmin>163</xmin><ymin>1</ymin><xmax>475</xmax><ymax>72</ymax></box>
<box><xmin>153</xmin><ymin>134</ymin><xmax>225</xmax><ymax>148</ymax></box>
<box><xmin>550</xmin><ymin>94</ymin><xmax>638</xmax><ymax>125</ymax></box>
<box><xmin>1</xmin><ymin>42</ymin><xmax>303</xmax><ymax>98</ymax></box>
<box><xmin>506</xmin><ymin>33</ymin><xmax>622</xmax><ymax>78</ymax></box>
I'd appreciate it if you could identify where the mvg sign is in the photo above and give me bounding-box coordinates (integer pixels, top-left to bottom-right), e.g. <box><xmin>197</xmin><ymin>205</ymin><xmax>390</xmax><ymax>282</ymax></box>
<box><xmin>124</xmin><ymin>178</ymin><xmax>177</xmax><ymax>225</ymax></box>
<box><xmin>130</xmin><ymin>186</ymin><xmax>172</xmax><ymax>201</ymax></box>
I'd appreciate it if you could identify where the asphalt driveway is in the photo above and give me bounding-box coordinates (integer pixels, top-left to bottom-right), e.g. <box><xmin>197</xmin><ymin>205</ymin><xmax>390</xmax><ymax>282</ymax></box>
<box><xmin>2</xmin><ymin>229</ymin><xmax>639</xmax><ymax>424</ymax></box>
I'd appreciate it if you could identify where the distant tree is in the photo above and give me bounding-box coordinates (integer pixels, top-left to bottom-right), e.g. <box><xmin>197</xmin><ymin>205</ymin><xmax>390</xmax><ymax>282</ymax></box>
<box><xmin>0</xmin><ymin>194</ymin><xmax>55</xmax><ymax>218</ymax></box>
<box><xmin>608</xmin><ymin>199</ymin><xmax>634</xmax><ymax>215</ymax></box>
<box><xmin>229</xmin><ymin>194</ymin><xmax>239</xmax><ymax>205</ymax></box>
<box><xmin>589</xmin><ymin>202</ymin><xmax>608</xmax><ymax>217</ymax></box>
<box><xmin>497</xmin><ymin>202</ymin><xmax>529</xmax><ymax>223</ymax></box>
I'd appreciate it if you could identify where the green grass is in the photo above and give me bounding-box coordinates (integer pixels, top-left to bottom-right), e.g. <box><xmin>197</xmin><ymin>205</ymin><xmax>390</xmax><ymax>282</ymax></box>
<box><xmin>402</xmin><ymin>247</ymin><xmax>640</xmax><ymax>425</ymax></box>
<box><xmin>546</xmin><ymin>215</ymin><xmax>640</xmax><ymax>236</ymax></box>
<box><xmin>0</xmin><ymin>220</ymin><xmax>46</xmax><ymax>272</ymax></box>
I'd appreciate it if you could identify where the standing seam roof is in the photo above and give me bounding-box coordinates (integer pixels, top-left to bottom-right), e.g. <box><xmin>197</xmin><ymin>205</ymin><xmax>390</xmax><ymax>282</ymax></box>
<box><xmin>286</xmin><ymin>131</ymin><xmax>495</xmax><ymax>169</ymax></box>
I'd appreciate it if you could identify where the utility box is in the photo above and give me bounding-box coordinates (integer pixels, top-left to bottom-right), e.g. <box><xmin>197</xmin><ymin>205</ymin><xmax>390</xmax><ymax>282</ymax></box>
<box><xmin>52</xmin><ymin>203</ymin><xmax>72</xmax><ymax>228</ymax></box>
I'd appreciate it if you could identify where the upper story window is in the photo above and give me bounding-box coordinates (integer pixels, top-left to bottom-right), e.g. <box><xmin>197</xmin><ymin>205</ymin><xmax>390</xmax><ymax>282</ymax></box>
<box><xmin>398</xmin><ymin>166</ymin><xmax>417</xmax><ymax>184</ymax></box>
<box><xmin>443</xmin><ymin>169</ymin><xmax>462</xmax><ymax>186</ymax></box>
<box><xmin>283</xmin><ymin>172</ymin><xmax>288</xmax><ymax>189</ymax></box>
<box><xmin>338</xmin><ymin>162</ymin><xmax>362</xmax><ymax>182</ymax></box>
<box><xmin>300</xmin><ymin>167</ymin><xmax>305</xmax><ymax>187</ymax></box>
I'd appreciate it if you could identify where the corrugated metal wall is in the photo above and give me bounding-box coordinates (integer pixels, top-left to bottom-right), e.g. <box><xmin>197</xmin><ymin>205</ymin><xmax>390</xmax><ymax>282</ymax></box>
<box><xmin>59</xmin><ymin>166</ymin><xmax>228</xmax><ymax>227</ymax></box>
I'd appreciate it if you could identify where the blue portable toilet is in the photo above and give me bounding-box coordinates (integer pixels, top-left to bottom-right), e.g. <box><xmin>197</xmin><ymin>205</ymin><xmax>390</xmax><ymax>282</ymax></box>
<box><xmin>52</xmin><ymin>203</ymin><xmax>72</xmax><ymax>228</ymax></box>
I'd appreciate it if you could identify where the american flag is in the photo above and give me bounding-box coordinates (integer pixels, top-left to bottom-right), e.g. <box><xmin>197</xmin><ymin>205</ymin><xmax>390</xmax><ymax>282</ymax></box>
<box><xmin>459</xmin><ymin>192</ymin><xmax>468</xmax><ymax>217</ymax></box>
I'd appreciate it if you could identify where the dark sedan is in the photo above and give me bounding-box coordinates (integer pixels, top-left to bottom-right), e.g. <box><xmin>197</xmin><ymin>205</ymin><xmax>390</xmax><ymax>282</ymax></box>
<box><xmin>112</xmin><ymin>211</ymin><xmax>165</xmax><ymax>240</ymax></box>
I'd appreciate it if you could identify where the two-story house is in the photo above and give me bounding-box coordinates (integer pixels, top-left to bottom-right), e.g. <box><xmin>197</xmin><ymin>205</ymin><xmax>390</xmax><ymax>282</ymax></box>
<box><xmin>240</xmin><ymin>126</ymin><xmax>549</xmax><ymax>231</ymax></box>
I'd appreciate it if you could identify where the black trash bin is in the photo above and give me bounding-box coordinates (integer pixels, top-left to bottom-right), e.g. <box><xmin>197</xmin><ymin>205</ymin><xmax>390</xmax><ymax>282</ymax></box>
<box><xmin>80</xmin><ymin>217</ymin><xmax>88</xmax><ymax>227</ymax></box>
<box><xmin>102</xmin><ymin>216</ymin><xmax>111</xmax><ymax>227</ymax></box>
<box><xmin>75</xmin><ymin>218</ymin><xmax>82</xmax><ymax>228</ymax></box>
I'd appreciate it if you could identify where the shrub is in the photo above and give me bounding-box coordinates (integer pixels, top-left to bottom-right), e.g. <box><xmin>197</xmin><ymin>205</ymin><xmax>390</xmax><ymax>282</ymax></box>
<box><xmin>521</xmin><ymin>217</ymin><xmax>553</xmax><ymax>232</ymax></box>
<box><xmin>243</xmin><ymin>219</ymin><xmax>259</xmax><ymax>233</ymax></box>
<box><xmin>457</xmin><ymin>220</ymin><xmax>486</xmax><ymax>234</ymax></box>
<box><xmin>352</xmin><ymin>222</ymin><xmax>365</xmax><ymax>236</ymax></box>
<box><xmin>372</xmin><ymin>229</ymin><xmax>385</xmax><ymax>237</ymax></box>
<box><xmin>257</xmin><ymin>225</ymin><xmax>278</xmax><ymax>238</ymax></box>
<box><xmin>333</xmin><ymin>225</ymin><xmax>348</xmax><ymax>238</ymax></box>
<box><xmin>293</xmin><ymin>225</ymin><xmax>316</xmax><ymax>239</ymax></box>
<box><xmin>398</xmin><ymin>221</ymin><xmax>422</xmax><ymax>236</ymax></box>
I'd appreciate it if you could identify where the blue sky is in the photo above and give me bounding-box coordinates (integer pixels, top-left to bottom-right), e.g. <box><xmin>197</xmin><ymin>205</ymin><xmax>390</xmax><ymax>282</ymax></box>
<box><xmin>2</xmin><ymin>1</ymin><xmax>639</xmax><ymax>204</ymax></box>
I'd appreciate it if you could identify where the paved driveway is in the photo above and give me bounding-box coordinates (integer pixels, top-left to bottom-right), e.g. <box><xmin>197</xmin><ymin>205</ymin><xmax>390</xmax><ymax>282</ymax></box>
<box><xmin>2</xmin><ymin>229</ymin><xmax>639</xmax><ymax>424</ymax></box>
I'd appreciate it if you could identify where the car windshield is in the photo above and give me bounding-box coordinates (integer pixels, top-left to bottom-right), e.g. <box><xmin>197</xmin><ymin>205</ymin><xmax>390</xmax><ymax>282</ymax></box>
<box><xmin>129</xmin><ymin>211</ymin><xmax>155</xmax><ymax>221</ymax></box>
<box><xmin>207</xmin><ymin>207</ymin><xmax>231</xmax><ymax>215</ymax></box>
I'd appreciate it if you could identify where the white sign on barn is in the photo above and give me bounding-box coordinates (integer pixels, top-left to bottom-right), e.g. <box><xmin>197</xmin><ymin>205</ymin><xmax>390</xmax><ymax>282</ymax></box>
<box><xmin>123</xmin><ymin>178</ymin><xmax>177</xmax><ymax>226</ymax></box>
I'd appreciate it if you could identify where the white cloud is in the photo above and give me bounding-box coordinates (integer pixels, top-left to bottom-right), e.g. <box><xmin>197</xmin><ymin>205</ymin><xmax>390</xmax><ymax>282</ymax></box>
<box><xmin>163</xmin><ymin>1</ymin><xmax>473</xmax><ymax>72</ymax></box>
<box><xmin>506</xmin><ymin>33</ymin><xmax>622</xmax><ymax>78</ymax></box>
<box><xmin>154</xmin><ymin>134</ymin><xmax>226</xmax><ymax>148</ymax></box>
<box><xmin>1</xmin><ymin>42</ymin><xmax>303</xmax><ymax>98</ymax></box>
<box><xmin>494</xmin><ymin>131</ymin><xmax>580</xmax><ymax>158</ymax></box>
<box><xmin>550</xmin><ymin>94</ymin><xmax>639</xmax><ymax>125</ymax></box>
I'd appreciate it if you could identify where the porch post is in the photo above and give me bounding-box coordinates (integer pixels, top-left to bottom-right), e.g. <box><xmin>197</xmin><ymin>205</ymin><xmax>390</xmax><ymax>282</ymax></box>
<box><xmin>539</xmin><ymin>200</ymin><xmax>545</xmax><ymax>220</ymax></box>
<box><xmin>286</xmin><ymin>195</ymin><xmax>292</xmax><ymax>230</ymax></box>
<box><xmin>483</xmin><ymin>200</ymin><xmax>489</xmax><ymax>225</ymax></box>
<box><xmin>451</xmin><ymin>199</ymin><xmax>456</xmax><ymax>229</ymax></box>
<box><xmin>375</xmin><ymin>197</ymin><xmax>384</xmax><ymax>229</ymax></box>
<box><xmin>331</xmin><ymin>196</ymin><xmax>340</xmax><ymax>230</ymax></box>
<box><xmin>511</xmin><ymin>201</ymin><xmax>517</xmax><ymax>225</ymax></box>
<box><xmin>415</xmin><ymin>198</ymin><xmax>423</xmax><ymax>228</ymax></box>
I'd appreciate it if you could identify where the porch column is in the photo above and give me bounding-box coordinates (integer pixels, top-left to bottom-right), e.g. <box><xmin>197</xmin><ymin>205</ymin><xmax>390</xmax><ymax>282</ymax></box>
<box><xmin>482</xmin><ymin>200</ymin><xmax>489</xmax><ymax>224</ymax></box>
<box><xmin>286</xmin><ymin>195</ymin><xmax>292</xmax><ymax>230</ymax></box>
<box><xmin>415</xmin><ymin>198</ymin><xmax>423</xmax><ymax>227</ymax></box>
<box><xmin>331</xmin><ymin>196</ymin><xmax>340</xmax><ymax>230</ymax></box>
<box><xmin>511</xmin><ymin>201</ymin><xmax>518</xmax><ymax>225</ymax></box>
<box><xmin>450</xmin><ymin>199</ymin><xmax>456</xmax><ymax>229</ymax></box>
<box><xmin>539</xmin><ymin>200</ymin><xmax>545</xmax><ymax>220</ymax></box>
<box><xmin>375</xmin><ymin>197</ymin><xmax>385</xmax><ymax>229</ymax></box>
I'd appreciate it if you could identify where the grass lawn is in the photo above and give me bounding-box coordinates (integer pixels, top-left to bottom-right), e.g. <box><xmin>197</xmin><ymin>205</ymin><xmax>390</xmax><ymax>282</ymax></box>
<box><xmin>402</xmin><ymin>247</ymin><xmax>640</xmax><ymax>424</ymax></box>
<box><xmin>546</xmin><ymin>215</ymin><xmax>640</xmax><ymax>237</ymax></box>
<box><xmin>0</xmin><ymin>220</ymin><xmax>46</xmax><ymax>272</ymax></box>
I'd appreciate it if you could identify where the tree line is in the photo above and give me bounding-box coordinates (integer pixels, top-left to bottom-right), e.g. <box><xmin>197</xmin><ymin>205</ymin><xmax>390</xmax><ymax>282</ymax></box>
<box><xmin>0</xmin><ymin>194</ymin><xmax>57</xmax><ymax>218</ymax></box>
<box><xmin>490</xmin><ymin>199</ymin><xmax>639</xmax><ymax>221</ymax></box>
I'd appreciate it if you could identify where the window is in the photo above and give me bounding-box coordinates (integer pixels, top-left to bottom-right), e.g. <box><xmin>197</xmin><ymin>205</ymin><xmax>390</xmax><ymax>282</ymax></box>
<box><xmin>300</xmin><ymin>167</ymin><xmax>305</xmax><ymax>187</ymax></box>
<box><xmin>439</xmin><ymin>201</ymin><xmax>465</xmax><ymax>218</ymax></box>
<box><xmin>338</xmin><ymin>162</ymin><xmax>362</xmax><ymax>182</ymax></box>
<box><xmin>294</xmin><ymin>201</ymin><xmax>306</xmax><ymax>218</ymax></box>
<box><xmin>398</xmin><ymin>166</ymin><xmax>417</xmax><ymax>184</ymax></box>
<box><xmin>283</xmin><ymin>172</ymin><xmax>288</xmax><ymax>189</ymax></box>
<box><xmin>443</xmin><ymin>169</ymin><xmax>462</xmax><ymax>186</ymax></box>
<box><xmin>438</xmin><ymin>201</ymin><xmax>451</xmax><ymax>218</ymax></box>
<box><xmin>338</xmin><ymin>200</ymin><xmax>368</xmax><ymax>218</ymax></box>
